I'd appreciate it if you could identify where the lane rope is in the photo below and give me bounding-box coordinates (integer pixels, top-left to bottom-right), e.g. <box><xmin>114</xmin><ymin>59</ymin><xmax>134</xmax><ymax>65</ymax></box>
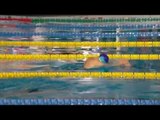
<box><xmin>0</xmin><ymin>32</ymin><xmax>160</xmax><ymax>38</ymax></box>
<box><xmin>0</xmin><ymin>41</ymin><xmax>159</xmax><ymax>47</ymax></box>
<box><xmin>0</xmin><ymin>72</ymin><xmax>160</xmax><ymax>79</ymax></box>
<box><xmin>0</xmin><ymin>54</ymin><xmax>160</xmax><ymax>60</ymax></box>
<box><xmin>0</xmin><ymin>98</ymin><xmax>159</xmax><ymax>105</ymax></box>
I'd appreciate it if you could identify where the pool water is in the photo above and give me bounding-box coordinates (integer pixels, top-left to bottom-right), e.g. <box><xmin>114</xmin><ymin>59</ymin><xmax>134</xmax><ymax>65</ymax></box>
<box><xmin>0</xmin><ymin>46</ymin><xmax>160</xmax><ymax>99</ymax></box>
<box><xmin>0</xmin><ymin>77</ymin><xmax>160</xmax><ymax>99</ymax></box>
<box><xmin>0</xmin><ymin>21</ymin><xmax>160</xmax><ymax>100</ymax></box>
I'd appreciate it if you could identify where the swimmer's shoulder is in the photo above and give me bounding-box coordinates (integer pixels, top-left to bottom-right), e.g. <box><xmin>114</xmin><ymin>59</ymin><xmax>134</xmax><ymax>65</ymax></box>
<box><xmin>104</xmin><ymin>59</ymin><xmax>120</xmax><ymax>67</ymax></box>
<box><xmin>109</xmin><ymin>59</ymin><xmax>119</xmax><ymax>64</ymax></box>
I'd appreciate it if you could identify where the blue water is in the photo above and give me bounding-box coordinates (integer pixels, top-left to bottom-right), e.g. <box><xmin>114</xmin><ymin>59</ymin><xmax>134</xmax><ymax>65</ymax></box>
<box><xmin>0</xmin><ymin>77</ymin><xmax>160</xmax><ymax>99</ymax></box>
<box><xmin>0</xmin><ymin>47</ymin><xmax>160</xmax><ymax>99</ymax></box>
<box><xmin>0</xmin><ymin>21</ymin><xmax>160</xmax><ymax>100</ymax></box>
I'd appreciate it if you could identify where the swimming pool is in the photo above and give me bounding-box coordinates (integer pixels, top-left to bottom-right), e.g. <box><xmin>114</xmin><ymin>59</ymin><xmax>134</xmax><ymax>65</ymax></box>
<box><xmin>0</xmin><ymin>46</ymin><xmax>160</xmax><ymax>99</ymax></box>
<box><xmin>0</xmin><ymin>15</ymin><xmax>160</xmax><ymax>105</ymax></box>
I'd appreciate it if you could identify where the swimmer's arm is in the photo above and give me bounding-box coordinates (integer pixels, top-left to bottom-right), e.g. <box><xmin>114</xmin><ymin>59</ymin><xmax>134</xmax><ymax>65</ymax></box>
<box><xmin>119</xmin><ymin>59</ymin><xmax>131</xmax><ymax>67</ymax></box>
<box><xmin>103</xmin><ymin>59</ymin><xmax>121</xmax><ymax>67</ymax></box>
<box><xmin>104</xmin><ymin>59</ymin><xmax>131</xmax><ymax>67</ymax></box>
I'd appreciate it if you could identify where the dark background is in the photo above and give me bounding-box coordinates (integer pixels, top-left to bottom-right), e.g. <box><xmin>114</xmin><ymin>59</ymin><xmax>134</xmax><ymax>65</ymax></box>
<box><xmin>0</xmin><ymin>0</ymin><xmax>159</xmax><ymax>15</ymax></box>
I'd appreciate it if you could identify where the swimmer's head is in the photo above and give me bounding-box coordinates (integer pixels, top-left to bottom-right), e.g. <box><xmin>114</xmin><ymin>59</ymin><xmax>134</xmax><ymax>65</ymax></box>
<box><xmin>99</xmin><ymin>53</ymin><xmax>109</xmax><ymax>64</ymax></box>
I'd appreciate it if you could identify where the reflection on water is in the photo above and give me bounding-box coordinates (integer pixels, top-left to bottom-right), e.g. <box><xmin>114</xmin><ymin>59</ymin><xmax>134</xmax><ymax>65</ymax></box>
<box><xmin>0</xmin><ymin>77</ymin><xmax>160</xmax><ymax>99</ymax></box>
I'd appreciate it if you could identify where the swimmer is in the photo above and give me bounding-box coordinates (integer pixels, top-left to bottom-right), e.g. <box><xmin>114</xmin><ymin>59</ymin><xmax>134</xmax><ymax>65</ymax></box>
<box><xmin>84</xmin><ymin>53</ymin><xmax>131</xmax><ymax>69</ymax></box>
<box><xmin>0</xmin><ymin>61</ymin><xmax>51</xmax><ymax>71</ymax></box>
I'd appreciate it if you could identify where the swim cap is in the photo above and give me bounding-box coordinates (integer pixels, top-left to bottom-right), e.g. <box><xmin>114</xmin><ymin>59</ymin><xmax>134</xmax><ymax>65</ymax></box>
<box><xmin>99</xmin><ymin>53</ymin><xmax>109</xmax><ymax>64</ymax></box>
